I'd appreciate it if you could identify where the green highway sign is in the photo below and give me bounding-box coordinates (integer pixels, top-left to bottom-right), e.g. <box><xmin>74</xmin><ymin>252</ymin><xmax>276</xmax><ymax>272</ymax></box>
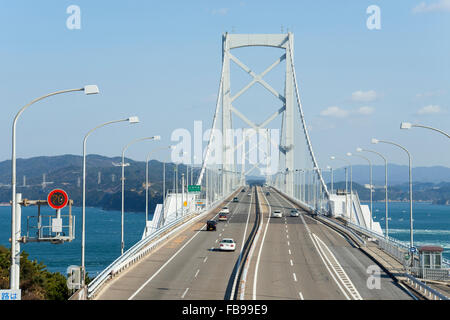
<box><xmin>188</xmin><ymin>185</ymin><xmax>201</xmax><ymax>192</ymax></box>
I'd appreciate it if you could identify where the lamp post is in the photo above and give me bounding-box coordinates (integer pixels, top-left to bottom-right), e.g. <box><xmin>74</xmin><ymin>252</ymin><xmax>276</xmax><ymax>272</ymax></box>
<box><xmin>327</xmin><ymin>165</ymin><xmax>334</xmax><ymax>194</ymax></box>
<box><xmin>121</xmin><ymin>136</ymin><xmax>160</xmax><ymax>255</ymax></box>
<box><xmin>331</xmin><ymin>155</ymin><xmax>352</xmax><ymax>221</ymax></box>
<box><xmin>357</xmin><ymin>147</ymin><xmax>389</xmax><ymax>238</ymax></box>
<box><xmin>372</xmin><ymin>138</ymin><xmax>414</xmax><ymax>265</ymax></box>
<box><xmin>145</xmin><ymin>146</ymin><xmax>173</xmax><ymax>224</ymax></box>
<box><xmin>401</xmin><ymin>122</ymin><xmax>450</xmax><ymax>139</ymax></box>
<box><xmin>10</xmin><ymin>85</ymin><xmax>99</xmax><ymax>291</ymax></box>
<box><xmin>348</xmin><ymin>152</ymin><xmax>373</xmax><ymax>231</ymax></box>
<box><xmin>82</xmin><ymin>116</ymin><xmax>139</xmax><ymax>287</ymax></box>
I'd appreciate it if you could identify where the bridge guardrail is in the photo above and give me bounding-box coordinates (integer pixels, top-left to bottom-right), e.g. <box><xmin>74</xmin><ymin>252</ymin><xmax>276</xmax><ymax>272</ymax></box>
<box><xmin>271</xmin><ymin>187</ymin><xmax>367</xmax><ymax>247</ymax></box>
<box><xmin>403</xmin><ymin>273</ymin><xmax>449</xmax><ymax>300</ymax></box>
<box><xmin>85</xmin><ymin>188</ymin><xmax>241</xmax><ymax>299</ymax></box>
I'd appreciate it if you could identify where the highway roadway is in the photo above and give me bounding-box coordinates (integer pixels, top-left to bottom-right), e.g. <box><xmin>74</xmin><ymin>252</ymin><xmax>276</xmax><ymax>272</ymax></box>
<box><xmin>241</xmin><ymin>187</ymin><xmax>413</xmax><ymax>300</ymax></box>
<box><xmin>95</xmin><ymin>186</ymin><xmax>414</xmax><ymax>300</ymax></box>
<box><xmin>95</xmin><ymin>187</ymin><xmax>257</xmax><ymax>300</ymax></box>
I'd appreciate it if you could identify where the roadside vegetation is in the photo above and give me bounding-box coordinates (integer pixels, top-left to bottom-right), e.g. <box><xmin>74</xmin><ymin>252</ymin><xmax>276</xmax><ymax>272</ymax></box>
<box><xmin>0</xmin><ymin>245</ymin><xmax>69</xmax><ymax>300</ymax></box>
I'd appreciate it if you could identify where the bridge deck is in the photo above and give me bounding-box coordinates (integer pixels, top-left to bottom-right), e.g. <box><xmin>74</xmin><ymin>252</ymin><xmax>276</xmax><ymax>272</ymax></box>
<box><xmin>95</xmin><ymin>187</ymin><xmax>413</xmax><ymax>300</ymax></box>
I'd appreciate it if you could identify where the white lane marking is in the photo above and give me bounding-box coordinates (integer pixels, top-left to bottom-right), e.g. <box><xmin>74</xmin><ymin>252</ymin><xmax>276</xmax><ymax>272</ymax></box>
<box><xmin>222</xmin><ymin>229</ymin><xmax>225</xmax><ymax>232</ymax></box>
<box><xmin>313</xmin><ymin>233</ymin><xmax>363</xmax><ymax>300</ymax></box>
<box><xmin>194</xmin><ymin>269</ymin><xmax>200</xmax><ymax>278</ymax></box>
<box><xmin>203</xmin><ymin>256</ymin><xmax>208</xmax><ymax>263</ymax></box>
<box><xmin>287</xmin><ymin>241</ymin><xmax>290</xmax><ymax>246</ymax></box>
<box><xmin>215</xmin><ymin>239</ymin><xmax>218</xmax><ymax>243</ymax></box>
<box><xmin>293</xmin><ymin>273</ymin><xmax>297</xmax><ymax>282</ymax></box>
<box><xmin>287</xmin><ymin>235</ymin><xmax>289</xmax><ymax>239</ymax></box>
<box><xmin>299</xmin><ymin>292</ymin><xmax>304</xmax><ymax>300</ymax></box>
<box><xmin>297</xmin><ymin>213</ymin><xmax>350</xmax><ymax>300</ymax></box>
<box><xmin>230</xmin><ymin>191</ymin><xmax>254</xmax><ymax>300</ymax></box>
<box><xmin>290</xmin><ymin>259</ymin><xmax>293</xmax><ymax>266</ymax></box>
<box><xmin>181</xmin><ymin>287</ymin><xmax>189</xmax><ymax>299</ymax></box>
<box><xmin>288</xmin><ymin>249</ymin><xmax>292</xmax><ymax>255</ymax></box>
<box><xmin>253</xmin><ymin>191</ymin><xmax>271</xmax><ymax>300</ymax></box>
<box><xmin>219</xmin><ymin>233</ymin><xmax>222</xmax><ymax>237</ymax></box>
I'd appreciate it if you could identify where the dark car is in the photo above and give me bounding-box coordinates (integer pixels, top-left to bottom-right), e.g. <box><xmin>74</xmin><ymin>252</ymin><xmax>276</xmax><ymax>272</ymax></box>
<box><xmin>266</xmin><ymin>192</ymin><xmax>270</xmax><ymax>196</ymax></box>
<box><xmin>206</xmin><ymin>220</ymin><xmax>217</xmax><ymax>231</ymax></box>
<box><xmin>233</xmin><ymin>197</ymin><xmax>239</xmax><ymax>202</ymax></box>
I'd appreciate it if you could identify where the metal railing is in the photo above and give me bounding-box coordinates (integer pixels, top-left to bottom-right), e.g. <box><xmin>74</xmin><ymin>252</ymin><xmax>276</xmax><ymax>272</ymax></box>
<box><xmin>403</xmin><ymin>273</ymin><xmax>449</xmax><ymax>300</ymax></box>
<box><xmin>407</xmin><ymin>267</ymin><xmax>450</xmax><ymax>282</ymax></box>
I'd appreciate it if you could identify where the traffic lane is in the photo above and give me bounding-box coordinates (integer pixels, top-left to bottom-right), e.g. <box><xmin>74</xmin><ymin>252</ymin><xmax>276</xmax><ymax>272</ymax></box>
<box><xmin>274</xmin><ymin>192</ymin><xmax>412</xmax><ymax>300</ymax></box>
<box><xmin>95</xmin><ymin>190</ymin><xmax>244</xmax><ymax>300</ymax></box>
<box><xmin>131</xmin><ymin>189</ymin><xmax>253</xmax><ymax>300</ymax></box>
<box><xmin>185</xmin><ymin>189</ymin><xmax>257</xmax><ymax>299</ymax></box>
<box><xmin>264</xmin><ymin>192</ymin><xmax>346</xmax><ymax>300</ymax></box>
<box><xmin>306</xmin><ymin>215</ymin><xmax>412</xmax><ymax>300</ymax></box>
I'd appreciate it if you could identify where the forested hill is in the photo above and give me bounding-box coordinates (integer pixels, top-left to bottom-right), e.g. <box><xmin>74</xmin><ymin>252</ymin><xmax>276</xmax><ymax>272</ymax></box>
<box><xmin>0</xmin><ymin>154</ymin><xmax>195</xmax><ymax>212</ymax></box>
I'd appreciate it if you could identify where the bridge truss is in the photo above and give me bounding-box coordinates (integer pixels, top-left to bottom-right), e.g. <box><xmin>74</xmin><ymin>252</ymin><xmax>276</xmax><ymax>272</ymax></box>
<box><xmin>197</xmin><ymin>33</ymin><xmax>329</xmax><ymax>213</ymax></box>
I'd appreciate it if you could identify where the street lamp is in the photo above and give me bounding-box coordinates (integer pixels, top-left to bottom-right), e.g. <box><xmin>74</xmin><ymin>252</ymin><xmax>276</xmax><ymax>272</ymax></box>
<box><xmin>331</xmin><ymin>155</ymin><xmax>353</xmax><ymax>222</ymax></box>
<box><xmin>349</xmin><ymin>151</ymin><xmax>373</xmax><ymax>231</ymax></box>
<box><xmin>10</xmin><ymin>85</ymin><xmax>99</xmax><ymax>291</ymax></box>
<box><xmin>372</xmin><ymin>138</ymin><xmax>414</xmax><ymax>263</ymax></box>
<box><xmin>145</xmin><ymin>146</ymin><xmax>173</xmax><ymax>225</ymax></box>
<box><xmin>400</xmin><ymin>122</ymin><xmax>450</xmax><ymax>139</ymax></box>
<box><xmin>326</xmin><ymin>165</ymin><xmax>333</xmax><ymax>194</ymax></box>
<box><xmin>121</xmin><ymin>135</ymin><xmax>161</xmax><ymax>255</ymax></box>
<box><xmin>357</xmin><ymin>147</ymin><xmax>389</xmax><ymax>238</ymax></box>
<box><xmin>81</xmin><ymin>116</ymin><xmax>139</xmax><ymax>287</ymax></box>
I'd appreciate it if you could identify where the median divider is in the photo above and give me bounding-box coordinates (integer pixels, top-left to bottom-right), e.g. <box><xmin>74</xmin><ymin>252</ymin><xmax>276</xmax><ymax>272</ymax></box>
<box><xmin>236</xmin><ymin>186</ymin><xmax>265</xmax><ymax>300</ymax></box>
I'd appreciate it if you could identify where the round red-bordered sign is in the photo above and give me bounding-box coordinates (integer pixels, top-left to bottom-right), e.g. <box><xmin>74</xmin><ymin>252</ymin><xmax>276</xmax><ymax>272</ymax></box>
<box><xmin>47</xmin><ymin>189</ymin><xmax>69</xmax><ymax>210</ymax></box>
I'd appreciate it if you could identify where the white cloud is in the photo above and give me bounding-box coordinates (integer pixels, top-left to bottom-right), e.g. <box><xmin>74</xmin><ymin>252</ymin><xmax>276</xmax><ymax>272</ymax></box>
<box><xmin>415</xmin><ymin>90</ymin><xmax>446</xmax><ymax>98</ymax></box>
<box><xmin>413</xmin><ymin>0</ymin><xmax>450</xmax><ymax>13</ymax></box>
<box><xmin>416</xmin><ymin>105</ymin><xmax>443</xmax><ymax>115</ymax></box>
<box><xmin>351</xmin><ymin>90</ymin><xmax>379</xmax><ymax>103</ymax></box>
<box><xmin>320</xmin><ymin>105</ymin><xmax>375</xmax><ymax>118</ymax></box>
<box><xmin>212</xmin><ymin>8</ymin><xmax>229</xmax><ymax>15</ymax></box>
<box><xmin>320</xmin><ymin>106</ymin><xmax>349</xmax><ymax>118</ymax></box>
<box><xmin>356</xmin><ymin>106</ymin><xmax>375</xmax><ymax>115</ymax></box>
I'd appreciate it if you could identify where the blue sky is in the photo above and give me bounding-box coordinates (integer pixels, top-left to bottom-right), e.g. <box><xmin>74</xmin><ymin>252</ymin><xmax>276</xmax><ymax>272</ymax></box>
<box><xmin>0</xmin><ymin>0</ymin><xmax>449</xmax><ymax>170</ymax></box>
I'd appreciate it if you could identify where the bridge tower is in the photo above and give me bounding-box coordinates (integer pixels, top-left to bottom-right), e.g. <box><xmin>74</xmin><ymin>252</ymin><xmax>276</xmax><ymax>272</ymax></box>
<box><xmin>221</xmin><ymin>33</ymin><xmax>295</xmax><ymax>196</ymax></box>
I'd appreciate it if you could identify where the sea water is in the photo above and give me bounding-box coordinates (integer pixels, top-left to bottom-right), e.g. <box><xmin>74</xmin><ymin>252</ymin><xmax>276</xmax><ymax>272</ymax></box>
<box><xmin>0</xmin><ymin>205</ymin><xmax>146</xmax><ymax>277</ymax></box>
<box><xmin>366</xmin><ymin>201</ymin><xmax>450</xmax><ymax>261</ymax></box>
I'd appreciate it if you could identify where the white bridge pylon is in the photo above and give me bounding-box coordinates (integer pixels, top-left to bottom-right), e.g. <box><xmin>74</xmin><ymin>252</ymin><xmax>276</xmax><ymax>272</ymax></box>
<box><xmin>197</xmin><ymin>33</ymin><xmax>328</xmax><ymax>199</ymax></box>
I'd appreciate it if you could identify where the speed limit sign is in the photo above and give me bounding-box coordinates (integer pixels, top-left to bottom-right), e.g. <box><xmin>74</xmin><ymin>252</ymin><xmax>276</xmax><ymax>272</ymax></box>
<box><xmin>47</xmin><ymin>189</ymin><xmax>69</xmax><ymax>210</ymax></box>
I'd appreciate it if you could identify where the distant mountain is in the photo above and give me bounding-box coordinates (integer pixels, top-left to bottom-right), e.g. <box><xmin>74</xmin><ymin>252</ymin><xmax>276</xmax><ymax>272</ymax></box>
<box><xmin>329</xmin><ymin>181</ymin><xmax>450</xmax><ymax>205</ymax></box>
<box><xmin>324</xmin><ymin>164</ymin><xmax>450</xmax><ymax>186</ymax></box>
<box><xmin>0</xmin><ymin>154</ymin><xmax>197</xmax><ymax>213</ymax></box>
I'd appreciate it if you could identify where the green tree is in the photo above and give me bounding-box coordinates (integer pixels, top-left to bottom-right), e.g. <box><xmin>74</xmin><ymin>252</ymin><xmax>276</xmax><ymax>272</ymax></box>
<box><xmin>0</xmin><ymin>245</ymin><xmax>69</xmax><ymax>300</ymax></box>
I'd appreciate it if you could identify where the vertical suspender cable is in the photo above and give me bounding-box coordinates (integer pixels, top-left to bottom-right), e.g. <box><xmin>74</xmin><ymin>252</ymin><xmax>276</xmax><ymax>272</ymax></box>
<box><xmin>287</xmin><ymin>37</ymin><xmax>329</xmax><ymax>198</ymax></box>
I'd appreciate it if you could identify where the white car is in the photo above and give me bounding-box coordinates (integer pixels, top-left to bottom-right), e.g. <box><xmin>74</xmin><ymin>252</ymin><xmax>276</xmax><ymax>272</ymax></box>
<box><xmin>290</xmin><ymin>209</ymin><xmax>299</xmax><ymax>217</ymax></box>
<box><xmin>222</xmin><ymin>206</ymin><xmax>230</xmax><ymax>214</ymax></box>
<box><xmin>219</xmin><ymin>238</ymin><xmax>236</xmax><ymax>251</ymax></box>
<box><xmin>272</xmin><ymin>210</ymin><xmax>282</xmax><ymax>218</ymax></box>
